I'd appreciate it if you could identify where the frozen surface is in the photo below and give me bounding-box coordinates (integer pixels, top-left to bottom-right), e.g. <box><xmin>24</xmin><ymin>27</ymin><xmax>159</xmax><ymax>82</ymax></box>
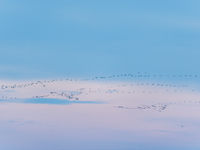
<box><xmin>1</xmin><ymin>75</ymin><xmax>200</xmax><ymax>150</ymax></box>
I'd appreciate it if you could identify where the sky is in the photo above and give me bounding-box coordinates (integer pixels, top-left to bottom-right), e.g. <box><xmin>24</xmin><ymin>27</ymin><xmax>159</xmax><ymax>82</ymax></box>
<box><xmin>0</xmin><ymin>0</ymin><xmax>200</xmax><ymax>79</ymax></box>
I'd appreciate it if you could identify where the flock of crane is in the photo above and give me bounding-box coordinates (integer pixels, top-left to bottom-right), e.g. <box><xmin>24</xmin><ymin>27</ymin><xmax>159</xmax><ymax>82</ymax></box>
<box><xmin>0</xmin><ymin>73</ymin><xmax>200</xmax><ymax>112</ymax></box>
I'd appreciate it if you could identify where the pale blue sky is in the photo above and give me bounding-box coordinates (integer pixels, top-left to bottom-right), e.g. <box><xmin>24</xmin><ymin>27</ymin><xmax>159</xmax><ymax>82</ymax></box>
<box><xmin>0</xmin><ymin>0</ymin><xmax>200</xmax><ymax>79</ymax></box>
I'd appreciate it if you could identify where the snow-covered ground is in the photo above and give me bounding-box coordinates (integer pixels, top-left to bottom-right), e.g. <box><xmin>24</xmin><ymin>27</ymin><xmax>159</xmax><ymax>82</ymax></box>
<box><xmin>1</xmin><ymin>75</ymin><xmax>200</xmax><ymax>150</ymax></box>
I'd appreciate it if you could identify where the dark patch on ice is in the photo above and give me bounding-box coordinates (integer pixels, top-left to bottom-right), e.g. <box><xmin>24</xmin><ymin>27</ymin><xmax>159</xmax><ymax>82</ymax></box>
<box><xmin>115</xmin><ymin>104</ymin><xmax>168</xmax><ymax>112</ymax></box>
